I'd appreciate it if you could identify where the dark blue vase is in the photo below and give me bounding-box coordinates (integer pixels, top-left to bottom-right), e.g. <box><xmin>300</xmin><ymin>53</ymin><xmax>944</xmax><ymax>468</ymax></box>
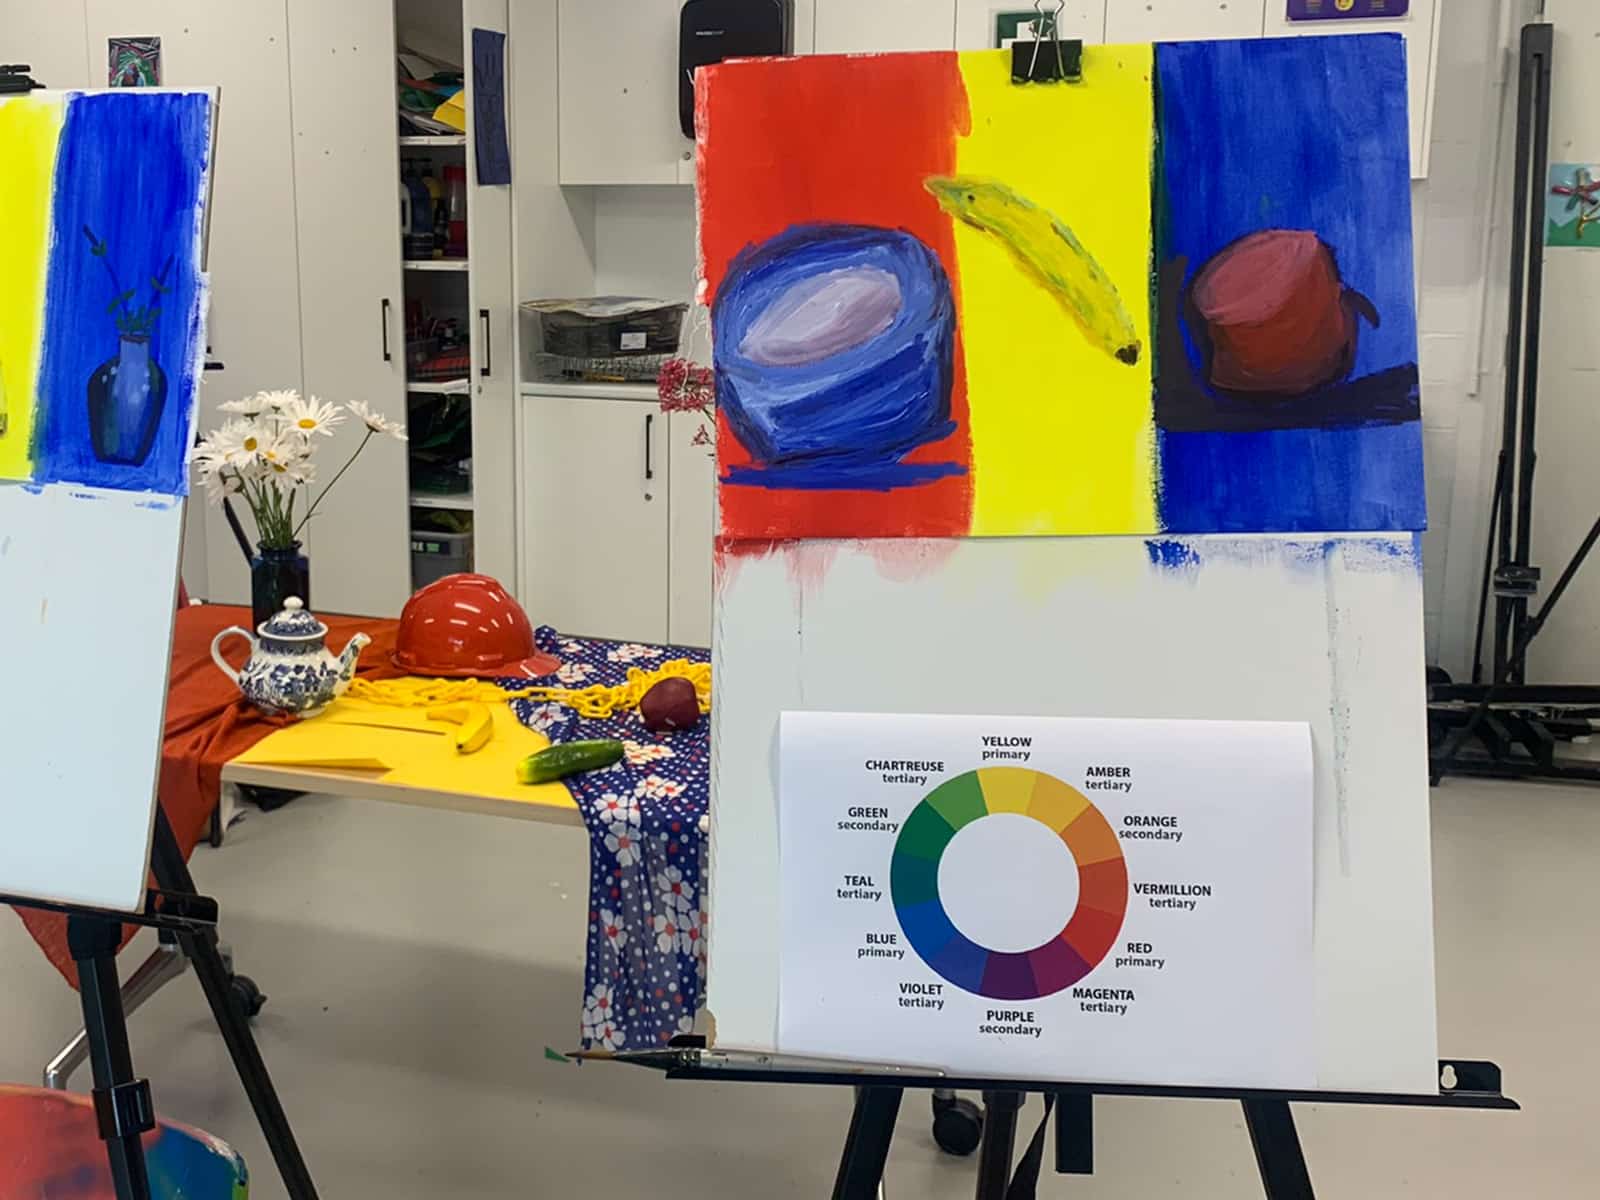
<box><xmin>251</xmin><ymin>542</ymin><xmax>312</xmax><ymax>630</ymax></box>
<box><xmin>87</xmin><ymin>335</ymin><xmax>168</xmax><ymax>465</ymax></box>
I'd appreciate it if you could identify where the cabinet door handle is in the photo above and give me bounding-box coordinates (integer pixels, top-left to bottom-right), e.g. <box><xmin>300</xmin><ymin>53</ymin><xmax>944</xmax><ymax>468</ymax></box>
<box><xmin>645</xmin><ymin>413</ymin><xmax>655</xmax><ymax>481</ymax></box>
<box><xmin>381</xmin><ymin>298</ymin><xmax>392</xmax><ymax>362</ymax></box>
<box><xmin>479</xmin><ymin>308</ymin><xmax>492</xmax><ymax>377</ymax></box>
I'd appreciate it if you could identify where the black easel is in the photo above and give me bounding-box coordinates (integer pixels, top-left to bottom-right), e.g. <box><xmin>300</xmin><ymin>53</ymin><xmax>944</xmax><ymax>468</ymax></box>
<box><xmin>625</xmin><ymin>1049</ymin><xmax>1515</xmax><ymax>1200</ymax></box>
<box><xmin>5</xmin><ymin>809</ymin><xmax>320</xmax><ymax>1200</ymax></box>
<box><xmin>1428</xmin><ymin>21</ymin><xmax>1600</xmax><ymax>784</ymax></box>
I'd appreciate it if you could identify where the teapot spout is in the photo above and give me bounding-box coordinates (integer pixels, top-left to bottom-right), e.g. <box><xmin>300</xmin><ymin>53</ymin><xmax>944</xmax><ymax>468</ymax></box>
<box><xmin>335</xmin><ymin>632</ymin><xmax>372</xmax><ymax>691</ymax></box>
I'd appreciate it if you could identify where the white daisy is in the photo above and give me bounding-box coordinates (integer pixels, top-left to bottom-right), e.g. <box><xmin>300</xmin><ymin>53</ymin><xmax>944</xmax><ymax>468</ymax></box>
<box><xmin>605</xmin><ymin>823</ymin><xmax>641</xmax><ymax>867</ymax></box>
<box><xmin>284</xmin><ymin>394</ymin><xmax>344</xmax><ymax>439</ymax></box>
<box><xmin>255</xmin><ymin>389</ymin><xmax>300</xmax><ymax>411</ymax></box>
<box><xmin>217</xmin><ymin>395</ymin><xmax>266</xmax><ymax>417</ymax></box>
<box><xmin>347</xmin><ymin>398</ymin><xmax>408</xmax><ymax>440</ymax></box>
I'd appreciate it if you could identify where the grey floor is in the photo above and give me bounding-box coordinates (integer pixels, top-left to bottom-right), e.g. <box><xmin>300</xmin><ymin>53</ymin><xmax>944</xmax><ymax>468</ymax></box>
<box><xmin>0</xmin><ymin>777</ymin><xmax>1594</xmax><ymax>1198</ymax></box>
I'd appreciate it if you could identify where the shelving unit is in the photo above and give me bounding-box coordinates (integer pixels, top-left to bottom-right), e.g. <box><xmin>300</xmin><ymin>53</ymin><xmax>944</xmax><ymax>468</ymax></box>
<box><xmin>410</xmin><ymin>491</ymin><xmax>475</xmax><ymax>511</ymax></box>
<box><xmin>395</xmin><ymin>0</ymin><xmax>516</xmax><ymax>594</ymax></box>
<box><xmin>403</xmin><ymin>258</ymin><xmax>471</xmax><ymax>271</ymax></box>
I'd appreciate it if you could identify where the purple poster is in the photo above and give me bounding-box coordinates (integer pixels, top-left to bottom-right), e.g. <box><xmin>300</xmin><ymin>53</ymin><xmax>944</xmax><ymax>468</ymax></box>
<box><xmin>1287</xmin><ymin>0</ymin><xmax>1409</xmax><ymax>19</ymax></box>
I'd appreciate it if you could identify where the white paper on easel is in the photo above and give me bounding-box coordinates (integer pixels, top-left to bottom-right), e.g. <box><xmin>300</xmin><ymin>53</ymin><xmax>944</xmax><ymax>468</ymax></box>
<box><xmin>777</xmin><ymin>711</ymin><xmax>1316</xmax><ymax>1088</ymax></box>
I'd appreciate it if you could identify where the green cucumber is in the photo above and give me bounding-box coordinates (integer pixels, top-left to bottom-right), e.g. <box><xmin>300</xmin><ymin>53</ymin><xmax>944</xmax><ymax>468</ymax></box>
<box><xmin>516</xmin><ymin>739</ymin><xmax>625</xmax><ymax>785</ymax></box>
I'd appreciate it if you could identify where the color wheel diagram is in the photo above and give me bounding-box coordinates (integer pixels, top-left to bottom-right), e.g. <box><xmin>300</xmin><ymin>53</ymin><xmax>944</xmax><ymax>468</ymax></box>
<box><xmin>890</xmin><ymin>768</ymin><xmax>1128</xmax><ymax>1001</ymax></box>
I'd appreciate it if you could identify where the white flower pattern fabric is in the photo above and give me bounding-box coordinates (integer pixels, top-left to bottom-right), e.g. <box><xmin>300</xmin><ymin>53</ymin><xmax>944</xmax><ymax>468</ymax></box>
<box><xmin>511</xmin><ymin>628</ymin><xmax>709</xmax><ymax>1052</ymax></box>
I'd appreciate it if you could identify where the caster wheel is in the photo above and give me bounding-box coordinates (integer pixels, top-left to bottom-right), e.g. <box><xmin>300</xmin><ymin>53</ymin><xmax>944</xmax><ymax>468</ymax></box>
<box><xmin>931</xmin><ymin>1095</ymin><xmax>984</xmax><ymax>1157</ymax></box>
<box><xmin>230</xmin><ymin>974</ymin><xmax>267</xmax><ymax>1019</ymax></box>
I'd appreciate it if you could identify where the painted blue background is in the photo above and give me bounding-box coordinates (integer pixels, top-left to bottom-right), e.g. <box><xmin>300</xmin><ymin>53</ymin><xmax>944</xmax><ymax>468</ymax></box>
<box><xmin>1154</xmin><ymin>36</ymin><xmax>1426</xmax><ymax>532</ymax></box>
<box><xmin>35</xmin><ymin>92</ymin><xmax>210</xmax><ymax>494</ymax></box>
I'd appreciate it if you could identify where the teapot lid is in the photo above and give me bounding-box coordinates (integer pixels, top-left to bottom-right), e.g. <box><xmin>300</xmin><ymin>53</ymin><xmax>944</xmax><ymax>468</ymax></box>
<box><xmin>258</xmin><ymin>596</ymin><xmax>327</xmax><ymax>642</ymax></box>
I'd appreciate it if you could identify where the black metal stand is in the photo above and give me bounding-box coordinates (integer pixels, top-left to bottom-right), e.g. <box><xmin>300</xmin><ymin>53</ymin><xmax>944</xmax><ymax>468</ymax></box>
<box><xmin>68</xmin><ymin>915</ymin><xmax>156</xmax><ymax>1200</ymax></box>
<box><xmin>1428</xmin><ymin>21</ymin><xmax>1600</xmax><ymax>784</ymax></box>
<box><xmin>831</xmin><ymin>1087</ymin><xmax>901</xmax><ymax>1200</ymax></box>
<box><xmin>634</xmin><ymin>1050</ymin><xmax>1515</xmax><ymax>1200</ymax></box>
<box><xmin>147</xmin><ymin>807</ymin><xmax>321</xmax><ymax>1200</ymax></box>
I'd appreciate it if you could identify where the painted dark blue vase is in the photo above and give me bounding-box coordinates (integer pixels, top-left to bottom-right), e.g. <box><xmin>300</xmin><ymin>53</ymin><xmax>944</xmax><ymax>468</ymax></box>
<box><xmin>87</xmin><ymin>335</ymin><xmax>168</xmax><ymax>465</ymax></box>
<box><xmin>251</xmin><ymin>542</ymin><xmax>313</xmax><ymax>630</ymax></box>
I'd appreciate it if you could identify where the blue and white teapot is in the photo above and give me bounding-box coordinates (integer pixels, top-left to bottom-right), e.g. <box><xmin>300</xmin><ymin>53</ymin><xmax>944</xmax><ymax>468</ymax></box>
<box><xmin>210</xmin><ymin>597</ymin><xmax>371</xmax><ymax>717</ymax></box>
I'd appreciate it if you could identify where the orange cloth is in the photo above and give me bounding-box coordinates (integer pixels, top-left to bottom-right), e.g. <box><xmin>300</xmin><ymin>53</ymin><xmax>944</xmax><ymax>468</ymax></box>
<box><xmin>14</xmin><ymin>605</ymin><xmax>403</xmax><ymax>986</ymax></box>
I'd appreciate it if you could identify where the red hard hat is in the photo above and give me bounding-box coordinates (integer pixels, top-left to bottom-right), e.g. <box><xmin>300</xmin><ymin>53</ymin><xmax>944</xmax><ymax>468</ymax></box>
<box><xmin>393</xmin><ymin>573</ymin><xmax>561</xmax><ymax>679</ymax></box>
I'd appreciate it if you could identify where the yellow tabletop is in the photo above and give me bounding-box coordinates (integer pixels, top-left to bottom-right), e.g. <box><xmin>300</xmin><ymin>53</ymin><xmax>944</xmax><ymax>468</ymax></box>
<box><xmin>224</xmin><ymin>697</ymin><xmax>581</xmax><ymax>827</ymax></box>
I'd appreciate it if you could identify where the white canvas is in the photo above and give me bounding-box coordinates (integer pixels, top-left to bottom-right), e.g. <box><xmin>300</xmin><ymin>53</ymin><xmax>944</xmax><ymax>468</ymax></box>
<box><xmin>710</xmin><ymin>533</ymin><xmax>1439</xmax><ymax>1094</ymax></box>
<box><xmin>0</xmin><ymin>484</ymin><xmax>183</xmax><ymax>912</ymax></box>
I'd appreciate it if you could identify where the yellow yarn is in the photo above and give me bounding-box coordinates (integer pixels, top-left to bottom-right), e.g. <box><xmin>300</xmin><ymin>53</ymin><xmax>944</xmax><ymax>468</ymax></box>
<box><xmin>348</xmin><ymin>659</ymin><xmax>711</xmax><ymax>720</ymax></box>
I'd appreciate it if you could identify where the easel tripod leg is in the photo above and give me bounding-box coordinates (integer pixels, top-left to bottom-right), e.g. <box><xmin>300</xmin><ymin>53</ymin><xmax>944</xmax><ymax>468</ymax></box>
<box><xmin>975</xmin><ymin>1091</ymin><xmax>1024</xmax><ymax>1200</ymax></box>
<box><xmin>1241</xmin><ymin>1099</ymin><xmax>1315</xmax><ymax>1199</ymax></box>
<box><xmin>68</xmin><ymin>915</ymin><xmax>154</xmax><ymax>1200</ymax></box>
<box><xmin>832</xmin><ymin>1086</ymin><xmax>903</xmax><ymax>1200</ymax></box>
<box><xmin>149</xmin><ymin>807</ymin><xmax>320</xmax><ymax>1200</ymax></box>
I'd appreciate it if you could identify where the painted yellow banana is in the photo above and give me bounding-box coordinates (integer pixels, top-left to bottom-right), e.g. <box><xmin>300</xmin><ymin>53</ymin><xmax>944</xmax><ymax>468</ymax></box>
<box><xmin>924</xmin><ymin>175</ymin><xmax>1141</xmax><ymax>367</ymax></box>
<box><xmin>427</xmin><ymin>701</ymin><xmax>494</xmax><ymax>754</ymax></box>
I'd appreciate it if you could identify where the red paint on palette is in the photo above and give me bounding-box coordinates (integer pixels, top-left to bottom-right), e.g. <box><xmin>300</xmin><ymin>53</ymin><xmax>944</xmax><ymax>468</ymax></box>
<box><xmin>698</xmin><ymin>53</ymin><xmax>974</xmax><ymax>539</ymax></box>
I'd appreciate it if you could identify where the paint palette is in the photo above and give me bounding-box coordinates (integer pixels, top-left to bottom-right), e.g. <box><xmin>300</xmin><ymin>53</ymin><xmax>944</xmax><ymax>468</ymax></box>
<box><xmin>892</xmin><ymin>768</ymin><xmax>1127</xmax><ymax>1001</ymax></box>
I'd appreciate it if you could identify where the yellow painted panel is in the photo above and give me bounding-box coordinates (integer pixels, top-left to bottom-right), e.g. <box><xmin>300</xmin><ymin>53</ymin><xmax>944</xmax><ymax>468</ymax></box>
<box><xmin>234</xmin><ymin>698</ymin><xmax>577</xmax><ymax>812</ymax></box>
<box><xmin>1026</xmin><ymin>774</ymin><xmax>1091</xmax><ymax>832</ymax></box>
<box><xmin>951</xmin><ymin>47</ymin><xmax>1157</xmax><ymax>536</ymax></box>
<box><xmin>975</xmin><ymin>766</ymin><xmax>1036</xmax><ymax>814</ymax></box>
<box><xmin>0</xmin><ymin>96</ymin><xmax>64</xmax><ymax>480</ymax></box>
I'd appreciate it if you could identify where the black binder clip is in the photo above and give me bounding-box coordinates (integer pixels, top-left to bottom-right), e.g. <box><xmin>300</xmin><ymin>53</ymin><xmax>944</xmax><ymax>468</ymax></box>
<box><xmin>1011</xmin><ymin>2</ymin><xmax>1082</xmax><ymax>85</ymax></box>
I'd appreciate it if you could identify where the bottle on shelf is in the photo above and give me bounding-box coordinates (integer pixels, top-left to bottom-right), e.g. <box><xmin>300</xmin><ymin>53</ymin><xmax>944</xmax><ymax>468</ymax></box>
<box><xmin>402</xmin><ymin>159</ymin><xmax>434</xmax><ymax>260</ymax></box>
<box><xmin>443</xmin><ymin>164</ymin><xmax>468</xmax><ymax>259</ymax></box>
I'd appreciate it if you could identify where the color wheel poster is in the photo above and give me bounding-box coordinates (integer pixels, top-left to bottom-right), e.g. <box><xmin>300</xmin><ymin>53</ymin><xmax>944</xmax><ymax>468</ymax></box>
<box><xmin>778</xmin><ymin>713</ymin><xmax>1316</xmax><ymax>1087</ymax></box>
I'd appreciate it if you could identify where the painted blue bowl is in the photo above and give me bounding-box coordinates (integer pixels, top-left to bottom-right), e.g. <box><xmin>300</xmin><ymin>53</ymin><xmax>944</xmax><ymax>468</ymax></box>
<box><xmin>713</xmin><ymin>225</ymin><xmax>956</xmax><ymax>478</ymax></box>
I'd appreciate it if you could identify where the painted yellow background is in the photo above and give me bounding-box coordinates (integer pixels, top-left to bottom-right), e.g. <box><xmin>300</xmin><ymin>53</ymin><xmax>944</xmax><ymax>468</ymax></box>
<box><xmin>0</xmin><ymin>96</ymin><xmax>63</xmax><ymax>481</ymax></box>
<box><xmin>954</xmin><ymin>48</ymin><xmax>1157</xmax><ymax>536</ymax></box>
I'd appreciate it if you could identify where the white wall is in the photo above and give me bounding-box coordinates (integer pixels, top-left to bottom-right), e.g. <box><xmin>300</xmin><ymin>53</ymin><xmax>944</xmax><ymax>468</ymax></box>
<box><xmin>592</xmin><ymin>186</ymin><xmax>697</xmax><ymax>301</ymax></box>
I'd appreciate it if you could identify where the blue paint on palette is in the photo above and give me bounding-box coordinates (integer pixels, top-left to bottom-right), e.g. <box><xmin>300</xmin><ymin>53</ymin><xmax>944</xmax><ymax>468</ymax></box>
<box><xmin>713</xmin><ymin>223</ymin><xmax>961</xmax><ymax>490</ymax></box>
<box><xmin>1153</xmin><ymin>36</ymin><xmax>1425</xmax><ymax>533</ymax></box>
<box><xmin>35</xmin><ymin>92</ymin><xmax>210</xmax><ymax>495</ymax></box>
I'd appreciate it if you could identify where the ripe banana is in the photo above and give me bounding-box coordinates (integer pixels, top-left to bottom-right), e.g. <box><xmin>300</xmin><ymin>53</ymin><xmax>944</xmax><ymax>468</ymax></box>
<box><xmin>924</xmin><ymin>175</ymin><xmax>1141</xmax><ymax>367</ymax></box>
<box><xmin>426</xmin><ymin>701</ymin><xmax>494</xmax><ymax>754</ymax></box>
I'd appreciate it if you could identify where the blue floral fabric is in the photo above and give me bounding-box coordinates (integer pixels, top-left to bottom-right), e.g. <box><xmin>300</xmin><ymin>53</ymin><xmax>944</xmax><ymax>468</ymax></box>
<box><xmin>509</xmin><ymin>627</ymin><xmax>709</xmax><ymax>1053</ymax></box>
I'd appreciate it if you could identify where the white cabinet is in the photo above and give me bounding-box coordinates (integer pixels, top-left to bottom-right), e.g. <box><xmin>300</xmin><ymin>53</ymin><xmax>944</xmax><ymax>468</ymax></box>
<box><xmin>956</xmin><ymin>0</ymin><xmax>1105</xmax><ymax>49</ymax></box>
<box><xmin>667</xmin><ymin>412</ymin><xmax>715</xmax><ymax>648</ymax></box>
<box><xmin>521</xmin><ymin>392</ymin><xmax>669</xmax><ymax>643</ymax></box>
<box><xmin>287</xmin><ymin>0</ymin><xmax>412</xmax><ymax>617</ymax></box>
<box><xmin>558</xmin><ymin>0</ymin><xmax>691</xmax><ymax>185</ymax></box>
<box><xmin>814</xmin><ymin>0</ymin><xmax>955</xmax><ymax>54</ymax></box>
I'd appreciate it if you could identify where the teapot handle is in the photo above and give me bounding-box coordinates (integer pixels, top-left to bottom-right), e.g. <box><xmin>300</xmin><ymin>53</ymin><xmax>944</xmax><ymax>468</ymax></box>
<box><xmin>210</xmin><ymin>626</ymin><xmax>256</xmax><ymax>685</ymax></box>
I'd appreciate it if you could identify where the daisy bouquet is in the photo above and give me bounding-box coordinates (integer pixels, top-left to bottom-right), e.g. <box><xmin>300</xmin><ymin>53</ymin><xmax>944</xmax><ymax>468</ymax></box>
<box><xmin>194</xmin><ymin>389</ymin><xmax>406</xmax><ymax>552</ymax></box>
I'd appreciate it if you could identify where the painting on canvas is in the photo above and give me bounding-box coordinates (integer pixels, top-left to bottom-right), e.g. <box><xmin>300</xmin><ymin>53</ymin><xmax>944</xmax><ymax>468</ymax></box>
<box><xmin>0</xmin><ymin>90</ymin><xmax>211</xmax><ymax>496</ymax></box>
<box><xmin>697</xmin><ymin>36</ymin><xmax>1424</xmax><ymax>541</ymax></box>
<box><xmin>1547</xmin><ymin>163</ymin><xmax>1600</xmax><ymax>248</ymax></box>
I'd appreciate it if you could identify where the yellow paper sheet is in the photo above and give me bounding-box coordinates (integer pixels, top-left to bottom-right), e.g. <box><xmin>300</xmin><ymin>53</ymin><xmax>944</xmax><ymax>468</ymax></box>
<box><xmin>234</xmin><ymin>699</ymin><xmax>576</xmax><ymax>813</ymax></box>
